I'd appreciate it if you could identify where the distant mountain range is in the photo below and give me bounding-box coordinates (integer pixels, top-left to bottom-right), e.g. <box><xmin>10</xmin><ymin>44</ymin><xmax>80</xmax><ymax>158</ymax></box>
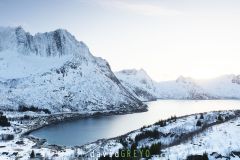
<box><xmin>116</xmin><ymin>69</ymin><xmax>240</xmax><ymax>101</ymax></box>
<box><xmin>0</xmin><ymin>26</ymin><xmax>239</xmax><ymax>113</ymax></box>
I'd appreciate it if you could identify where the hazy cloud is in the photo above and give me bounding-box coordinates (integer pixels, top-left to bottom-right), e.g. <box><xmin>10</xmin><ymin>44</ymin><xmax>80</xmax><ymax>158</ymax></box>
<box><xmin>98</xmin><ymin>0</ymin><xmax>182</xmax><ymax>16</ymax></box>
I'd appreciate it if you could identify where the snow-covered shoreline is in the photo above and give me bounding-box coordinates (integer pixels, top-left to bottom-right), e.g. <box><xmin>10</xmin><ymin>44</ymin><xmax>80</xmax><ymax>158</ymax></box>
<box><xmin>23</xmin><ymin>106</ymin><xmax>148</xmax><ymax>136</ymax></box>
<box><xmin>77</xmin><ymin>110</ymin><xmax>240</xmax><ymax>160</ymax></box>
<box><xmin>1</xmin><ymin>109</ymin><xmax>240</xmax><ymax>159</ymax></box>
<box><xmin>0</xmin><ymin>104</ymin><xmax>147</xmax><ymax>160</ymax></box>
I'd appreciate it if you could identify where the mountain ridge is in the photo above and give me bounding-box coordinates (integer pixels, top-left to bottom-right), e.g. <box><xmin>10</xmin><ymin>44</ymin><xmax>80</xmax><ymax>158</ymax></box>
<box><xmin>0</xmin><ymin>26</ymin><xmax>146</xmax><ymax>113</ymax></box>
<box><xmin>116</xmin><ymin>69</ymin><xmax>240</xmax><ymax>101</ymax></box>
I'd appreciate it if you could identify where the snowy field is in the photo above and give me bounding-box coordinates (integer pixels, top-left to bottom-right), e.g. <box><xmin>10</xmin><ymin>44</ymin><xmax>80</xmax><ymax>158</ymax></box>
<box><xmin>76</xmin><ymin>110</ymin><xmax>240</xmax><ymax>160</ymax></box>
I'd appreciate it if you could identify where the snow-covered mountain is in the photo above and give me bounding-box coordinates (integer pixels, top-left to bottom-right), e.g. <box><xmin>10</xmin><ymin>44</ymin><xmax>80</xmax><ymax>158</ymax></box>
<box><xmin>0</xmin><ymin>26</ymin><xmax>146</xmax><ymax>113</ymax></box>
<box><xmin>198</xmin><ymin>74</ymin><xmax>240</xmax><ymax>99</ymax></box>
<box><xmin>116</xmin><ymin>70</ymin><xmax>211</xmax><ymax>100</ymax></box>
<box><xmin>116</xmin><ymin>69</ymin><xmax>240</xmax><ymax>100</ymax></box>
<box><xmin>156</xmin><ymin>76</ymin><xmax>211</xmax><ymax>99</ymax></box>
<box><xmin>115</xmin><ymin>69</ymin><xmax>158</xmax><ymax>101</ymax></box>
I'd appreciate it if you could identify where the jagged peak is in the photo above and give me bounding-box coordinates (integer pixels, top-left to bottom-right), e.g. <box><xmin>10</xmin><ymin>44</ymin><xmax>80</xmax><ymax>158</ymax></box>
<box><xmin>15</xmin><ymin>25</ymin><xmax>24</xmax><ymax>31</ymax></box>
<box><xmin>0</xmin><ymin>26</ymin><xmax>27</xmax><ymax>35</ymax></box>
<box><xmin>117</xmin><ymin>68</ymin><xmax>147</xmax><ymax>75</ymax></box>
<box><xmin>35</xmin><ymin>28</ymin><xmax>71</xmax><ymax>38</ymax></box>
<box><xmin>116</xmin><ymin>68</ymin><xmax>154</xmax><ymax>83</ymax></box>
<box><xmin>0</xmin><ymin>26</ymin><xmax>92</xmax><ymax>59</ymax></box>
<box><xmin>176</xmin><ymin>75</ymin><xmax>195</xmax><ymax>84</ymax></box>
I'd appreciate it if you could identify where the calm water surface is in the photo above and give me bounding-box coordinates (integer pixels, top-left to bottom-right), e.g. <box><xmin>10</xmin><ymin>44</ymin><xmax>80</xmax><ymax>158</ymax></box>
<box><xmin>31</xmin><ymin>100</ymin><xmax>240</xmax><ymax>146</ymax></box>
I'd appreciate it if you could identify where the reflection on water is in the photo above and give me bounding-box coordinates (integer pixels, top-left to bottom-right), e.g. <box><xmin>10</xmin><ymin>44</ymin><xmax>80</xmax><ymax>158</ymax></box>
<box><xmin>31</xmin><ymin>100</ymin><xmax>240</xmax><ymax>146</ymax></box>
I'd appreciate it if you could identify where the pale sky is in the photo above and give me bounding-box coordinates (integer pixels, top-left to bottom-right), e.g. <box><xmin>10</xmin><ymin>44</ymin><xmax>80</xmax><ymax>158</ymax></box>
<box><xmin>1</xmin><ymin>0</ymin><xmax>240</xmax><ymax>81</ymax></box>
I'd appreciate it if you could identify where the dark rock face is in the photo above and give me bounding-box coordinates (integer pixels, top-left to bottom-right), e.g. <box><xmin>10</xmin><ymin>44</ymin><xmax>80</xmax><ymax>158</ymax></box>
<box><xmin>232</xmin><ymin>75</ymin><xmax>240</xmax><ymax>85</ymax></box>
<box><xmin>1</xmin><ymin>26</ymin><xmax>82</xmax><ymax>57</ymax></box>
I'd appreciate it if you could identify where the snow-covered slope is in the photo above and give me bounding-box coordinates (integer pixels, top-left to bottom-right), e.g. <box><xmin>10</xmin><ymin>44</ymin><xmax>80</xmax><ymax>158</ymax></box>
<box><xmin>115</xmin><ymin>69</ymin><xmax>158</xmax><ymax>101</ymax></box>
<box><xmin>0</xmin><ymin>26</ymin><xmax>145</xmax><ymax>112</ymax></box>
<box><xmin>116</xmin><ymin>70</ymin><xmax>211</xmax><ymax>100</ymax></box>
<box><xmin>156</xmin><ymin>76</ymin><xmax>211</xmax><ymax>99</ymax></box>
<box><xmin>166</xmin><ymin>116</ymin><xmax>240</xmax><ymax>160</ymax></box>
<box><xmin>164</xmin><ymin>75</ymin><xmax>240</xmax><ymax>99</ymax></box>
<box><xmin>116</xmin><ymin>69</ymin><xmax>240</xmax><ymax>100</ymax></box>
<box><xmin>78</xmin><ymin>110</ymin><xmax>240</xmax><ymax>160</ymax></box>
<box><xmin>198</xmin><ymin>75</ymin><xmax>240</xmax><ymax>99</ymax></box>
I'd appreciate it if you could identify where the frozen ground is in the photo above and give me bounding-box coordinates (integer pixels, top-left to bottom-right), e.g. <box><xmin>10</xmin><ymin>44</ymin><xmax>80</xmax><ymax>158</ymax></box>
<box><xmin>1</xmin><ymin>110</ymin><xmax>240</xmax><ymax>159</ymax></box>
<box><xmin>165</xmin><ymin>116</ymin><xmax>240</xmax><ymax>160</ymax></box>
<box><xmin>76</xmin><ymin>110</ymin><xmax>240</xmax><ymax>160</ymax></box>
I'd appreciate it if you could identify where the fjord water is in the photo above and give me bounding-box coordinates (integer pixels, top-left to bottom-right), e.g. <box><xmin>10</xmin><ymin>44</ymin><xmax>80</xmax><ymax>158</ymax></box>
<box><xmin>31</xmin><ymin>100</ymin><xmax>240</xmax><ymax>146</ymax></box>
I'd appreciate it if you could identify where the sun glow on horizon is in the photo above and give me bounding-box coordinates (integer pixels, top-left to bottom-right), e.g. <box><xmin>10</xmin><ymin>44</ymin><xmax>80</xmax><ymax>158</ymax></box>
<box><xmin>1</xmin><ymin>0</ymin><xmax>240</xmax><ymax>81</ymax></box>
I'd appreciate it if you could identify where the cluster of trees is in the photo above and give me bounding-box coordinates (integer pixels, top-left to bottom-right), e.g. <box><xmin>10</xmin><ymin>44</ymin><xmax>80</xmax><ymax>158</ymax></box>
<box><xmin>217</xmin><ymin>115</ymin><xmax>223</xmax><ymax>121</ymax></box>
<box><xmin>196</xmin><ymin>120</ymin><xmax>202</xmax><ymax>127</ymax></box>
<box><xmin>30</xmin><ymin>150</ymin><xmax>35</xmax><ymax>159</ymax></box>
<box><xmin>30</xmin><ymin>150</ymin><xmax>43</xmax><ymax>159</ymax></box>
<box><xmin>119</xmin><ymin>138</ymin><xmax>128</xmax><ymax>148</ymax></box>
<box><xmin>186</xmin><ymin>152</ymin><xmax>208</xmax><ymax>160</ymax></box>
<box><xmin>196</xmin><ymin>113</ymin><xmax>225</xmax><ymax>127</ymax></box>
<box><xmin>99</xmin><ymin>143</ymin><xmax>161</xmax><ymax>160</ymax></box>
<box><xmin>196</xmin><ymin>113</ymin><xmax>205</xmax><ymax>127</ymax></box>
<box><xmin>168</xmin><ymin>115</ymin><xmax>177</xmax><ymax>122</ymax></box>
<box><xmin>154</xmin><ymin>115</ymin><xmax>177</xmax><ymax>127</ymax></box>
<box><xmin>0</xmin><ymin>112</ymin><xmax>10</xmax><ymax>127</ymax></box>
<box><xmin>200</xmin><ymin>113</ymin><xmax>204</xmax><ymax>119</ymax></box>
<box><xmin>18</xmin><ymin>105</ymin><xmax>51</xmax><ymax>114</ymax></box>
<box><xmin>154</xmin><ymin>119</ymin><xmax>167</xmax><ymax>127</ymax></box>
<box><xmin>20</xmin><ymin>115</ymin><xmax>31</xmax><ymax>120</ymax></box>
<box><xmin>1</xmin><ymin>134</ymin><xmax>14</xmax><ymax>141</ymax></box>
<box><xmin>148</xmin><ymin>143</ymin><xmax>161</xmax><ymax>155</ymax></box>
<box><xmin>135</xmin><ymin>130</ymin><xmax>159</xmax><ymax>143</ymax></box>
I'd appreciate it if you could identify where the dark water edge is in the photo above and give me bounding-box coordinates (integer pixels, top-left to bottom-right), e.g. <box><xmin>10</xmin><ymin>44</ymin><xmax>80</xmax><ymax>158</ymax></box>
<box><xmin>30</xmin><ymin>100</ymin><xmax>240</xmax><ymax>146</ymax></box>
<box><xmin>24</xmin><ymin>103</ymin><xmax>148</xmax><ymax>136</ymax></box>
